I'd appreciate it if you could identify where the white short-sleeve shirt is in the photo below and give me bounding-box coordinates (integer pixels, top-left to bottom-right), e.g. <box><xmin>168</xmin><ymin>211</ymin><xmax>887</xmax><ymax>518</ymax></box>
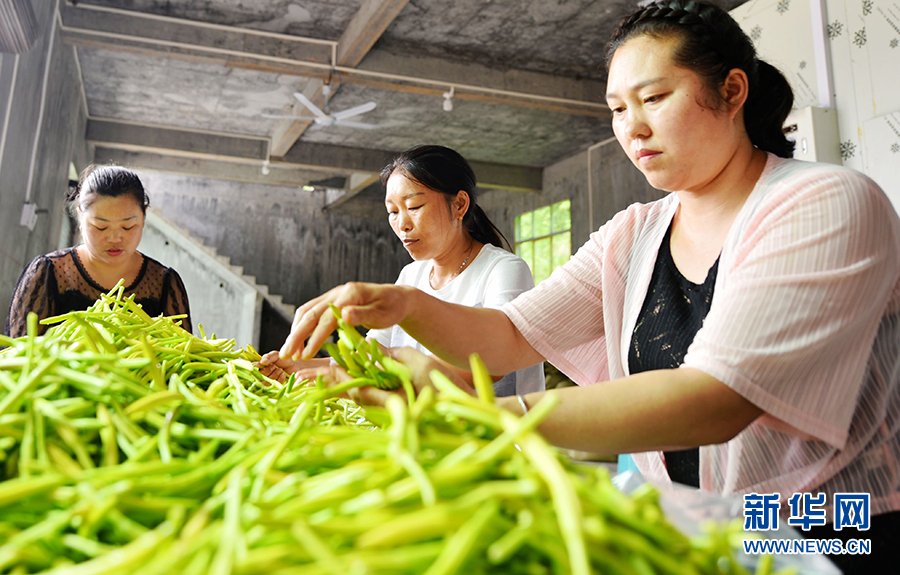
<box><xmin>369</xmin><ymin>244</ymin><xmax>545</xmax><ymax>395</ymax></box>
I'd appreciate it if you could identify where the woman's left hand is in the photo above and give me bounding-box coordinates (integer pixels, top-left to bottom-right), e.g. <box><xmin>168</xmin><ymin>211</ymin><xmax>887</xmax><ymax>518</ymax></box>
<box><xmin>256</xmin><ymin>351</ymin><xmax>330</xmax><ymax>383</ymax></box>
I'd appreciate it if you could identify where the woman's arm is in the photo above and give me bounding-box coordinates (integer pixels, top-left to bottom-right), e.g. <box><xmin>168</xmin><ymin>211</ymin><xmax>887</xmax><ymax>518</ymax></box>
<box><xmin>279</xmin><ymin>282</ymin><xmax>544</xmax><ymax>375</ymax></box>
<box><xmin>502</xmin><ymin>367</ymin><xmax>762</xmax><ymax>454</ymax></box>
<box><xmin>375</xmin><ymin>347</ymin><xmax>762</xmax><ymax>455</ymax></box>
<box><xmin>5</xmin><ymin>256</ymin><xmax>54</xmax><ymax>338</ymax></box>
<box><xmin>163</xmin><ymin>269</ymin><xmax>193</xmax><ymax>334</ymax></box>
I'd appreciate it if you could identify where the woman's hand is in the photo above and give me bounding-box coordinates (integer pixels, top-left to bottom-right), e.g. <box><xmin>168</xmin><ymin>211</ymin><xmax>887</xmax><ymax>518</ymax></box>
<box><xmin>279</xmin><ymin>282</ymin><xmax>414</xmax><ymax>361</ymax></box>
<box><xmin>335</xmin><ymin>347</ymin><xmax>476</xmax><ymax>407</ymax></box>
<box><xmin>256</xmin><ymin>351</ymin><xmax>330</xmax><ymax>383</ymax></box>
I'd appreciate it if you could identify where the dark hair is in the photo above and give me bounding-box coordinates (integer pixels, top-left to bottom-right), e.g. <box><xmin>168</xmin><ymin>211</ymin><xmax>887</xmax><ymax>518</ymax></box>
<box><xmin>67</xmin><ymin>164</ymin><xmax>150</xmax><ymax>219</ymax></box>
<box><xmin>605</xmin><ymin>0</ymin><xmax>795</xmax><ymax>158</ymax></box>
<box><xmin>380</xmin><ymin>145</ymin><xmax>511</xmax><ymax>250</ymax></box>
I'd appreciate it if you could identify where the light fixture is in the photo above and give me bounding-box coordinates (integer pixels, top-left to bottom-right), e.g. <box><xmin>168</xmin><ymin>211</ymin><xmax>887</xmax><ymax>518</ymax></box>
<box><xmin>261</xmin><ymin>160</ymin><xmax>270</xmax><ymax>176</ymax></box>
<box><xmin>442</xmin><ymin>86</ymin><xmax>454</xmax><ymax>112</ymax></box>
<box><xmin>301</xmin><ymin>184</ymin><xmax>316</xmax><ymax>192</ymax></box>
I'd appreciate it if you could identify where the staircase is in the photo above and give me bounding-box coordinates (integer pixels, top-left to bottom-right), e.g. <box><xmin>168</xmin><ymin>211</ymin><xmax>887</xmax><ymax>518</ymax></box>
<box><xmin>141</xmin><ymin>210</ymin><xmax>296</xmax><ymax>346</ymax></box>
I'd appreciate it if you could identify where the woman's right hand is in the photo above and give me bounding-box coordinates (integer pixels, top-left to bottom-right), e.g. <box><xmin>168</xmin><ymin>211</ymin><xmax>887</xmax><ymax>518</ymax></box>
<box><xmin>349</xmin><ymin>346</ymin><xmax>476</xmax><ymax>407</ymax></box>
<box><xmin>279</xmin><ymin>282</ymin><xmax>415</xmax><ymax>362</ymax></box>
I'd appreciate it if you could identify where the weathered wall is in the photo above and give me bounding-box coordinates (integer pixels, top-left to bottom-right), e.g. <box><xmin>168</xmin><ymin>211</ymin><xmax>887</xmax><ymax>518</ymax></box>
<box><xmin>480</xmin><ymin>150</ymin><xmax>591</xmax><ymax>251</ymax></box>
<box><xmin>0</xmin><ymin>0</ymin><xmax>90</xmax><ymax>332</ymax></box>
<box><xmin>588</xmin><ymin>139</ymin><xmax>664</xmax><ymax>230</ymax></box>
<box><xmin>480</xmin><ymin>142</ymin><xmax>661</xmax><ymax>259</ymax></box>
<box><xmin>133</xmin><ymin>171</ymin><xmax>411</xmax><ymax>314</ymax></box>
<box><xmin>140</xmin><ymin>211</ymin><xmax>264</xmax><ymax>348</ymax></box>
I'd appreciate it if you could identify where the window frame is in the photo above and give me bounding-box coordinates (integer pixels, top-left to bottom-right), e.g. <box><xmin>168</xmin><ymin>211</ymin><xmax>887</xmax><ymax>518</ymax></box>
<box><xmin>514</xmin><ymin>199</ymin><xmax>572</xmax><ymax>285</ymax></box>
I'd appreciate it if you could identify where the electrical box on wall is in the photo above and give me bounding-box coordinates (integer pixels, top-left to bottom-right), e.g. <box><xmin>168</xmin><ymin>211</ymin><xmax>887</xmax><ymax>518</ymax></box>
<box><xmin>783</xmin><ymin>107</ymin><xmax>841</xmax><ymax>166</ymax></box>
<box><xmin>19</xmin><ymin>203</ymin><xmax>37</xmax><ymax>231</ymax></box>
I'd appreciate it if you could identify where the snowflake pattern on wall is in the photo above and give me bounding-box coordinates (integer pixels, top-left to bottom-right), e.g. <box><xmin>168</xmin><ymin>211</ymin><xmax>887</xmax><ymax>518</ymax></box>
<box><xmin>750</xmin><ymin>25</ymin><xmax>763</xmax><ymax>41</ymax></box>
<box><xmin>892</xmin><ymin>38</ymin><xmax>899</xmax><ymax>48</ymax></box>
<box><xmin>777</xmin><ymin>0</ymin><xmax>791</xmax><ymax>14</ymax></box>
<box><xmin>854</xmin><ymin>28</ymin><xmax>867</xmax><ymax>47</ymax></box>
<box><xmin>828</xmin><ymin>21</ymin><xmax>843</xmax><ymax>39</ymax></box>
<box><xmin>840</xmin><ymin>141</ymin><xmax>857</xmax><ymax>160</ymax></box>
<box><xmin>862</xmin><ymin>0</ymin><xmax>873</xmax><ymax>15</ymax></box>
<box><xmin>893</xmin><ymin>143</ymin><xmax>900</xmax><ymax>154</ymax></box>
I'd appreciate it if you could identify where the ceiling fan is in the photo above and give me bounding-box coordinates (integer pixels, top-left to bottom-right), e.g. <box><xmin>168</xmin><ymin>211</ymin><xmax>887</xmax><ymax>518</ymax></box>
<box><xmin>262</xmin><ymin>92</ymin><xmax>378</xmax><ymax>129</ymax></box>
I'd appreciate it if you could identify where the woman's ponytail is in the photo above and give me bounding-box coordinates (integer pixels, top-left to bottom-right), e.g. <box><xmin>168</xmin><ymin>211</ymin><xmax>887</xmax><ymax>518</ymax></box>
<box><xmin>743</xmin><ymin>60</ymin><xmax>795</xmax><ymax>158</ymax></box>
<box><xmin>464</xmin><ymin>203</ymin><xmax>510</xmax><ymax>250</ymax></box>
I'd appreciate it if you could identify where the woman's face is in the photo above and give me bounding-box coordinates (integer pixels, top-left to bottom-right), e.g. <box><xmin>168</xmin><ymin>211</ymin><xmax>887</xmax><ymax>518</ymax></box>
<box><xmin>606</xmin><ymin>35</ymin><xmax>740</xmax><ymax>193</ymax></box>
<box><xmin>385</xmin><ymin>171</ymin><xmax>464</xmax><ymax>261</ymax></box>
<box><xmin>79</xmin><ymin>194</ymin><xmax>144</xmax><ymax>267</ymax></box>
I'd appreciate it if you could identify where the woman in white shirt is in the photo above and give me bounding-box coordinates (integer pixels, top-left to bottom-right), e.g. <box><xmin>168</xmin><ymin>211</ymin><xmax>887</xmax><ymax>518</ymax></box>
<box><xmin>261</xmin><ymin>145</ymin><xmax>543</xmax><ymax>396</ymax></box>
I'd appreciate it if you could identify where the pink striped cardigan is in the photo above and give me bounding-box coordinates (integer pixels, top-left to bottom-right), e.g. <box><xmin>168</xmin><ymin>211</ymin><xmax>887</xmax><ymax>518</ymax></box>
<box><xmin>504</xmin><ymin>153</ymin><xmax>900</xmax><ymax>516</ymax></box>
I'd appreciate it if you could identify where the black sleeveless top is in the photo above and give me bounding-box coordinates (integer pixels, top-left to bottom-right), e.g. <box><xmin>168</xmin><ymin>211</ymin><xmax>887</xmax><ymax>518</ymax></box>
<box><xmin>628</xmin><ymin>223</ymin><xmax>719</xmax><ymax>488</ymax></box>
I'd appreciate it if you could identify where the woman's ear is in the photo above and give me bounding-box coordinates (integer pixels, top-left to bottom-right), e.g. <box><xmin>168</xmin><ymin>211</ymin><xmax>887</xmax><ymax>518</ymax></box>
<box><xmin>455</xmin><ymin>190</ymin><xmax>471</xmax><ymax>220</ymax></box>
<box><xmin>721</xmin><ymin>68</ymin><xmax>750</xmax><ymax>119</ymax></box>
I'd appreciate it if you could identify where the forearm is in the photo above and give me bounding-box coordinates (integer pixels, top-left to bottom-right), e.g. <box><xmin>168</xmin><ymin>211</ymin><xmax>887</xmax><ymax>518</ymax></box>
<box><xmin>398</xmin><ymin>287</ymin><xmax>543</xmax><ymax>374</ymax></box>
<box><xmin>501</xmin><ymin>368</ymin><xmax>762</xmax><ymax>455</ymax></box>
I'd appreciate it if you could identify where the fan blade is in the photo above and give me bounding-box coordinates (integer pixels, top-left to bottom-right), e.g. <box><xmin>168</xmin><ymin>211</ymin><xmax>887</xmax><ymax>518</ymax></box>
<box><xmin>332</xmin><ymin>101</ymin><xmax>377</xmax><ymax>121</ymax></box>
<box><xmin>333</xmin><ymin>120</ymin><xmax>377</xmax><ymax>130</ymax></box>
<box><xmin>293</xmin><ymin>92</ymin><xmax>326</xmax><ymax>117</ymax></box>
<box><xmin>261</xmin><ymin>113</ymin><xmax>319</xmax><ymax>121</ymax></box>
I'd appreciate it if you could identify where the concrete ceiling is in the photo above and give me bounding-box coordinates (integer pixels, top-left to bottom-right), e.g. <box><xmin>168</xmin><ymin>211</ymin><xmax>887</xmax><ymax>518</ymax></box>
<box><xmin>60</xmin><ymin>0</ymin><xmax>746</xmax><ymax>210</ymax></box>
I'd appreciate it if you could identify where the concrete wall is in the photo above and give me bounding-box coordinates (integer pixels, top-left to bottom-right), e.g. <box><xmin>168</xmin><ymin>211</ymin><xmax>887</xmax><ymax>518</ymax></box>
<box><xmin>479</xmin><ymin>151</ymin><xmax>591</xmax><ymax>255</ymax></box>
<box><xmin>588</xmin><ymin>139</ymin><xmax>664</xmax><ymax>232</ymax></box>
<box><xmin>133</xmin><ymin>170</ymin><xmax>410</xmax><ymax>319</ymax></box>
<box><xmin>0</xmin><ymin>0</ymin><xmax>90</xmax><ymax>331</ymax></box>
<box><xmin>140</xmin><ymin>211</ymin><xmax>263</xmax><ymax>348</ymax></box>
<box><xmin>480</xmin><ymin>143</ymin><xmax>661</xmax><ymax>262</ymax></box>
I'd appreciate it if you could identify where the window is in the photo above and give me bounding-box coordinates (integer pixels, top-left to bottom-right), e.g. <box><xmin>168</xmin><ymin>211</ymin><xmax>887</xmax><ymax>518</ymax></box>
<box><xmin>514</xmin><ymin>200</ymin><xmax>571</xmax><ymax>285</ymax></box>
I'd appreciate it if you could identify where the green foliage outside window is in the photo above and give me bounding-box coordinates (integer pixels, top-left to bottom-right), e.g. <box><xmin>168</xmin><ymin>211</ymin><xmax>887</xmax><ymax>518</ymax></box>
<box><xmin>514</xmin><ymin>200</ymin><xmax>572</xmax><ymax>285</ymax></box>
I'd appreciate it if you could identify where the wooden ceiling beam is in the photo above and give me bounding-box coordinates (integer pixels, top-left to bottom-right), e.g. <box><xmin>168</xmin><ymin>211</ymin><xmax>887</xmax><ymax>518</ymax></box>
<box><xmin>269</xmin><ymin>82</ymin><xmax>321</xmax><ymax>157</ymax></box>
<box><xmin>93</xmin><ymin>147</ymin><xmax>337</xmax><ymax>188</ymax></box>
<box><xmin>87</xmin><ymin>118</ymin><xmax>542</xmax><ymax>193</ymax></box>
<box><xmin>59</xmin><ymin>3</ymin><xmax>333</xmax><ymax>64</ymax></box>
<box><xmin>271</xmin><ymin>0</ymin><xmax>411</xmax><ymax>157</ymax></box>
<box><xmin>337</xmin><ymin>0</ymin><xmax>411</xmax><ymax>68</ymax></box>
<box><xmin>86</xmin><ymin>118</ymin><xmax>269</xmax><ymax>161</ymax></box>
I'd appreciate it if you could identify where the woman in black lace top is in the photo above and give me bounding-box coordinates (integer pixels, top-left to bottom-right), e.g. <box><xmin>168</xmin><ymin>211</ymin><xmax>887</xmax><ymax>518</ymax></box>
<box><xmin>4</xmin><ymin>165</ymin><xmax>192</xmax><ymax>338</ymax></box>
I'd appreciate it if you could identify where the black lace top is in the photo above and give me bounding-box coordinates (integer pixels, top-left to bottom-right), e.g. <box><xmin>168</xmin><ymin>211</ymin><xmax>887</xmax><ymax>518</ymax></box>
<box><xmin>5</xmin><ymin>246</ymin><xmax>192</xmax><ymax>338</ymax></box>
<box><xmin>628</xmin><ymin>224</ymin><xmax>719</xmax><ymax>488</ymax></box>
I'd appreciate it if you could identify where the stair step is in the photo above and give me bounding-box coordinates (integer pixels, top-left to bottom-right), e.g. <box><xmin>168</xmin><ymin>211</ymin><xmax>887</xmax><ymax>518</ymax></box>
<box><xmin>280</xmin><ymin>304</ymin><xmax>297</xmax><ymax>320</ymax></box>
<box><xmin>148</xmin><ymin>209</ymin><xmax>298</xmax><ymax>326</ymax></box>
